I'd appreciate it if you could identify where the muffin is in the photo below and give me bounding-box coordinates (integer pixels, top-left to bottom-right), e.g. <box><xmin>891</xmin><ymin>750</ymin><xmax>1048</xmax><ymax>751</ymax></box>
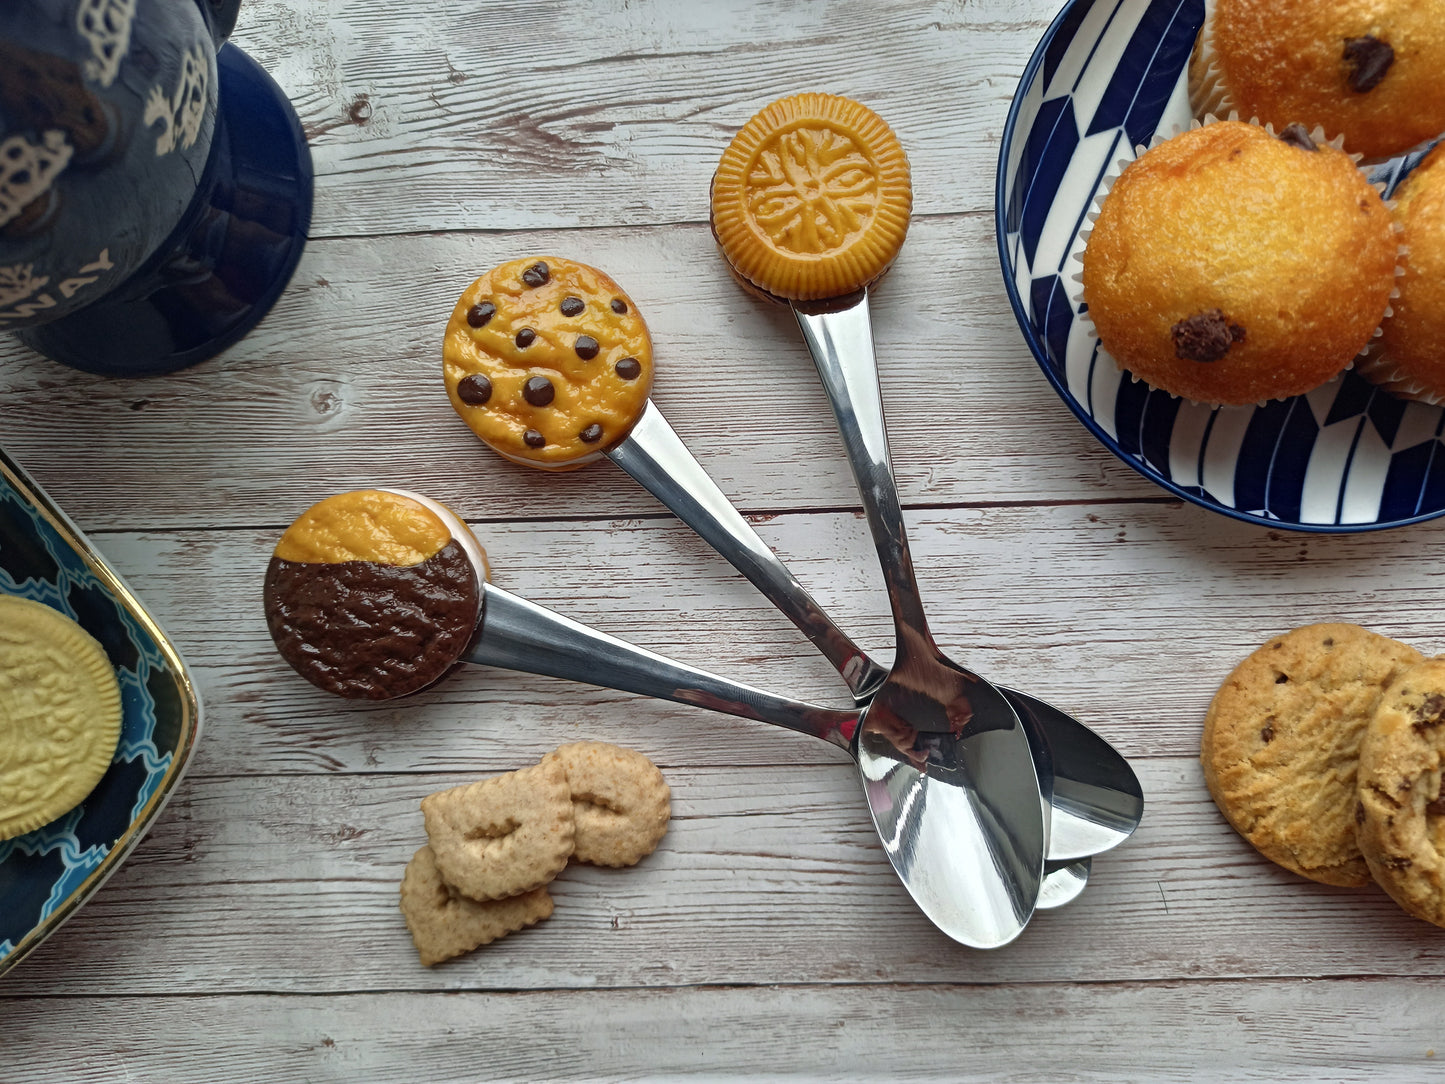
<box><xmin>1080</xmin><ymin>120</ymin><xmax>1397</xmax><ymax>405</ymax></box>
<box><xmin>1357</xmin><ymin>144</ymin><xmax>1445</xmax><ymax>402</ymax></box>
<box><xmin>1192</xmin><ymin>0</ymin><xmax>1445</xmax><ymax>160</ymax></box>
<box><xmin>710</xmin><ymin>93</ymin><xmax>912</xmax><ymax>302</ymax></box>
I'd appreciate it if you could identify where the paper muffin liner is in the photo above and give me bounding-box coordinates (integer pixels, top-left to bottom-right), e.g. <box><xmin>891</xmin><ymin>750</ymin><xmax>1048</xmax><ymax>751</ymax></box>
<box><xmin>1071</xmin><ymin>115</ymin><xmax>1402</xmax><ymax>408</ymax></box>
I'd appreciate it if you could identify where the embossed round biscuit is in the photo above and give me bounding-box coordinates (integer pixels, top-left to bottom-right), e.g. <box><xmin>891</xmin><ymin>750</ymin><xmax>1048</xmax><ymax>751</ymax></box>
<box><xmin>0</xmin><ymin>596</ymin><xmax>122</xmax><ymax>841</ymax></box>
<box><xmin>1356</xmin><ymin>657</ymin><xmax>1445</xmax><ymax>929</ymax></box>
<box><xmin>1201</xmin><ymin>622</ymin><xmax>1421</xmax><ymax>886</ymax></box>
<box><xmin>263</xmin><ymin>489</ymin><xmax>484</xmax><ymax>700</ymax></box>
<box><xmin>421</xmin><ymin>757</ymin><xmax>576</xmax><ymax>901</ymax></box>
<box><xmin>399</xmin><ymin>844</ymin><xmax>554</xmax><ymax>966</ymax></box>
<box><xmin>542</xmin><ymin>741</ymin><xmax>670</xmax><ymax>867</ymax></box>
<box><xmin>710</xmin><ymin>93</ymin><xmax>912</xmax><ymax>302</ymax></box>
<box><xmin>443</xmin><ymin>257</ymin><xmax>654</xmax><ymax>468</ymax></box>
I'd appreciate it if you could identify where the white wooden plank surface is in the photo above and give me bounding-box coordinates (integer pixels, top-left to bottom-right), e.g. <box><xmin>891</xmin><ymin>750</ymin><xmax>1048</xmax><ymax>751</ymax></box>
<box><xmin>4</xmin><ymin>0</ymin><xmax>1445</xmax><ymax>1078</ymax></box>
<box><xmin>0</xmin><ymin>218</ymin><xmax>1166</xmax><ymax>532</ymax></box>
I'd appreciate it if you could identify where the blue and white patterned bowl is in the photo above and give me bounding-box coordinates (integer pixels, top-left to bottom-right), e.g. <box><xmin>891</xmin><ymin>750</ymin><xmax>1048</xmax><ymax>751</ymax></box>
<box><xmin>997</xmin><ymin>0</ymin><xmax>1445</xmax><ymax>531</ymax></box>
<box><xmin>0</xmin><ymin>447</ymin><xmax>200</xmax><ymax>977</ymax></box>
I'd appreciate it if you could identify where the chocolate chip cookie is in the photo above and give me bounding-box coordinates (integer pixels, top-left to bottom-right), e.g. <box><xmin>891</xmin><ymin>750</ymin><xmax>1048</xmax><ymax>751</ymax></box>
<box><xmin>1201</xmin><ymin>623</ymin><xmax>1422</xmax><ymax>886</ymax></box>
<box><xmin>443</xmin><ymin>257</ymin><xmax>654</xmax><ymax>469</ymax></box>
<box><xmin>1355</xmin><ymin>656</ymin><xmax>1445</xmax><ymax>928</ymax></box>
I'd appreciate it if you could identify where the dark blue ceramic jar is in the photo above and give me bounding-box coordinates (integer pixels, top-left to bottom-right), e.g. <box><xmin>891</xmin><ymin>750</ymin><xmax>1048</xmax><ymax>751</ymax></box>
<box><xmin>0</xmin><ymin>0</ymin><xmax>312</xmax><ymax>375</ymax></box>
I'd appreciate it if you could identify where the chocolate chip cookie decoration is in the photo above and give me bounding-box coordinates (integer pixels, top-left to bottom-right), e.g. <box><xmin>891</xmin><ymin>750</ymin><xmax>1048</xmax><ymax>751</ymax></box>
<box><xmin>458</xmin><ymin>374</ymin><xmax>492</xmax><ymax>405</ymax></box>
<box><xmin>443</xmin><ymin>256</ymin><xmax>655</xmax><ymax>468</ymax></box>
<box><xmin>467</xmin><ymin>302</ymin><xmax>496</xmax><ymax>328</ymax></box>
<box><xmin>263</xmin><ymin>490</ymin><xmax>485</xmax><ymax>700</ymax></box>
<box><xmin>523</xmin><ymin>376</ymin><xmax>555</xmax><ymax>406</ymax></box>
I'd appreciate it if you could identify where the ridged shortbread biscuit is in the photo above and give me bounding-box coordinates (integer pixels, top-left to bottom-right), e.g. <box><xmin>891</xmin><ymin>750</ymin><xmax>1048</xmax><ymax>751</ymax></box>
<box><xmin>421</xmin><ymin>757</ymin><xmax>575</xmax><ymax>901</ymax></box>
<box><xmin>399</xmin><ymin>845</ymin><xmax>553</xmax><ymax>966</ymax></box>
<box><xmin>542</xmin><ymin>741</ymin><xmax>670</xmax><ymax>867</ymax></box>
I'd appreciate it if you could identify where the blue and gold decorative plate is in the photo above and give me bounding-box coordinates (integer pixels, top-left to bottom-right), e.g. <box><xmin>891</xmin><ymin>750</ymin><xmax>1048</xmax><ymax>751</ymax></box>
<box><xmin>0</xmin><ymin>447</ymin><xmax>200</xmax><ymax>977</ymax></box>
<box><xmin>997</xmin><ymin>0</ymin><xmax>1445</xmax><ymax>531</ymax></box>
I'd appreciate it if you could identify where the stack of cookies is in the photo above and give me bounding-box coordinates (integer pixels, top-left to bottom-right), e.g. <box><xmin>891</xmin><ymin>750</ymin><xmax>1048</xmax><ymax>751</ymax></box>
<box><xmin>1202</xmin><ymin>623</ymin><xmax>1445</xmax><ymax>929</ymax></box>
<box><xmin>400</xmin><ymin>741</ymin><xmax>670</xmax><ymax>965</ymax></box>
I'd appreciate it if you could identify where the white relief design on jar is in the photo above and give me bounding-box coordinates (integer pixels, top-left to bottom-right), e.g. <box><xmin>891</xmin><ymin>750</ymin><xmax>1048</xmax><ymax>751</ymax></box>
<box><xmin>0</xmin><ymin>265</ymin><xmax>50</xmax><ymax>309</ymax></box>
<box><xmin>0</xmin><ymin>249</ymin><xmax>113</xmax><ymax>324</ymax></box>
<box><xmin>143</xmin><ymin>45</ymin><xmax>209</xmax><ymax>156</ymax></box>
<box><xmin>0</xmin><ymin>131</ymin><xmax>74</xmax><ymax>229</ymax></box>
<box><xmin>75</xmin><ymin>0</ymin><xmax>137</xmax><ymax>87</ymax></box>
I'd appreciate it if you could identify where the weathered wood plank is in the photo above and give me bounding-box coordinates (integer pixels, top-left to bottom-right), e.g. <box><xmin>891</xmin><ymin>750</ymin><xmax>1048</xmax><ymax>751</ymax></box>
<box><xmin>0</xmin><ymin>217</ymin><xmax>1162</xmax><ymax>531</ymax></box>
<box><xmin>3</xmin><ymin>979</ymin><xmax>1442</xmax><ymax>1083</ymax></box>
<box><xmin>231</xmin><ymin>0</ymin><xmax>1054</xmax><ymax>238</ymax></box>
<box><xmin>4</xmin><ymin>763</ymin><xmax>1443</xmax><ymax>997</ymax></box>
<box><xmin>70</xmin><ymin>502</ymin><xmax>1445</xmax><ymax>777</ymax></box>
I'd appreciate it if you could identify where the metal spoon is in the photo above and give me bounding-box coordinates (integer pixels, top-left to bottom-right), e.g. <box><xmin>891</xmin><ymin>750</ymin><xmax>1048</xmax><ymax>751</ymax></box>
<box><xmin>790</xmin><ymin>291</ymin><xmax>1052</xmax><ymax>948</ymax></box>
<box><xmin>608</xmin><ymin>403</ymin><xmax>1142</xmax><ymax>863</ymax></box>
<box><xmin>391</xmin><ymin>490</ymin><xmax>1090</xmax><ymax>911</ymax></box>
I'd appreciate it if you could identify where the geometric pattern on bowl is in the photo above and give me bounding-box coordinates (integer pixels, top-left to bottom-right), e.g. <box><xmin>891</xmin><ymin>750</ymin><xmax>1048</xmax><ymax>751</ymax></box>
<box><xmin>996</xmin><ymin>0</ymin><xmax>1445</xmax><ymax>531</ymax></box>
<box><xmin>0</xmin><ymin>447</ymin><xmax>201</xmax><ymax>977</ymax></box>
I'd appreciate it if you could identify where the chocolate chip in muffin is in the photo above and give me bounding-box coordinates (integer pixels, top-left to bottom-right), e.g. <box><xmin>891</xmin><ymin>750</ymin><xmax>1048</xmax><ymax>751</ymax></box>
<box><xmin>560</xmin><ymin>296</ymin><xmax>585</xmax><ymax>317</ymax></box>
<box><xmin>610</xmin><ymin>298</ymin><xmax>628</xmax><ymax>314</ymax></box>
<box><xmin>1277</xmin><ymin>123</ymin><xmax>1318</xmax><ymax>152</ymax></box>
<box><xmin>466</xmin><ymin>302</ymin><xmax>496</xmax><ymax>328</ymax></box>
<box><xmin>523</xmin><ymin>429</ymin><xmax>546</xmax><ymax>448</ymax></box>
<box><xmin>1343</xmin><ymin>35</ymin><xmax>1394</xmax><ymax>94</ymax></box>
<box><xmin>515</xmin><ymin>328</ymin><xmax>537</xmax><ymax>348</ymax></box>
<box><xmin>1171</xmin><ymin>310</ymin><xmax>1246</xmax><ymax>363</ymax></box>
<box><xmin>580</xmin><ymin>423</ymin><xmax>603</xmax><ymax>443</ymax></box>
<box><xmin>523</xmin><ymin>376</ymin><xmax>555</xmax><ymax>406</ymax></box>
<box><xmin>457</xmin><ymin>374</ymin><xmax>493</xmax><ymax>405</ymax></box>
<box><xmin>615</xmin><ymin>357</ymin><xmax>641</xmax><ymax>380</ymax></box>
<box><xmin>574</xmin><ymin>334</ymin><xmax>599</xmax><ymax>360</ymax></box>
<box><xmin>522</xmin><ymin>262</ymin><xmax>550</xmax><ymax>287</ymax></box>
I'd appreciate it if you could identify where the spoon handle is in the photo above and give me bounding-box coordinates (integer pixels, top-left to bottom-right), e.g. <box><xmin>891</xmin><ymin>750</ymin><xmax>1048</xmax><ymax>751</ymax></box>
<box><xmin>465</xmin><ymin>582</ymin><xmax>858</xmax><ymax>749</ymax></box>
<box><xmin>609</xmin><ymin>401</ymin><xmax>888</xmax><ymax>699</ymax></box>
<box><xmin>793</xmin><ymin>294</ymin><xmax>931</xmax><ymax>640</ymax></box>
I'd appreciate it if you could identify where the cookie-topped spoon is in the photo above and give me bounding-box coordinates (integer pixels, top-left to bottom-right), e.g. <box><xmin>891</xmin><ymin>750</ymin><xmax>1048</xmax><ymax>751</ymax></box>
<box><xmin>711</xmin><ymin>93</ymin><xmax>1053</xmax><ymax>947</ymax></box>
<box><xmin>261</xmin><ymin>488</ymin><xmax>1090</xmax><ymax>913</ymax></box>
<box><xmin>440</xmin><ymin>256</ymin><xmax>1139</xmax><ymax>867</ymax></box>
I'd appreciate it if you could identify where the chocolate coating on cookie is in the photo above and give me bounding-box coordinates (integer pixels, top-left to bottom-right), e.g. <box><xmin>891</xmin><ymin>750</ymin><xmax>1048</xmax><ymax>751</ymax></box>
<box><xmin>263</xmin><ymin>490</ymin><xmax>484</xmax><ymax>700</ymax></box>
<box><xmin>443</xmin><ymin>256</ymin><xmax>655</xmax><ymax>468</ymax></box>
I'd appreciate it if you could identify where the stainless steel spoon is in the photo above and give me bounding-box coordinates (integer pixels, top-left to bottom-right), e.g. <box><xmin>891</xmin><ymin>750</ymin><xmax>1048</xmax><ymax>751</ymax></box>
<box><xmin>607</xmin><ymin>403</ymin><xmax>1142</xmax><ymax>863</ymax></box>
<box><xmin>793</xmin><ymin>291</ymin><xmax>1052</xmax><ymax>948</ymax></box>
